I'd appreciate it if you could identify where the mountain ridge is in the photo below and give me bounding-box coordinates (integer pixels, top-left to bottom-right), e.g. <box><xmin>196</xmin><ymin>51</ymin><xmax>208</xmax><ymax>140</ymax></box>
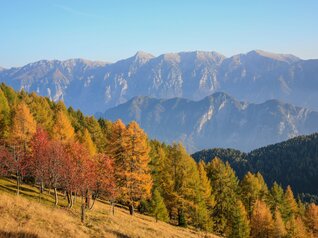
<box><xmin>100</xmin><ymin>92</ymin><xmax>318</xmax><ymax>152</ymax></box>
<box><xmin>0</xmin><ymin>49</ymin><xmax>317</xmax><ymax>114</ymax></box>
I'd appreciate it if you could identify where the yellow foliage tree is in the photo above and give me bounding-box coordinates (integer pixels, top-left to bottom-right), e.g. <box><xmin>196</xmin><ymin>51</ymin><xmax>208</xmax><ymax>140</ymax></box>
<box><xmin>198</xmin><ymin>160</ymin><xmax>215</xmax><ymax>210</ymax></box>
<box><xmin>52</xmin><ymin>111</ymin><xmax>74</xmax><ymax>142</ymax></box>
<box><xmin>283</xmin><ymin>185</ymin><xmax>298</xmax><ymax>221</ymax></box>
<box><xmin>82</xmin><ymin>129</ymin><xmax>97</xmax><ymax>156</ymax></box>
<box><xmin>113</xmin><ymin>121</ymin><xmax>152</xmax><ymax>214</ymax></box>
<box><xmin>0</xmin><ymin>88</ymin><xmax>10</xmax><ymax>141</ymax></box>
<box><xmin>11</xmin><ymin>101</ymin><xmax>37</xmax><ymax>146</ymax></box>
<box><xmin>229</xmin><ymin>200</ymin><xmax>250</xmax><ymax>238</ymax></box>
<box><xmin>286</xmin><ymin>215</ymin><xmax>310</xmax><ymax>238</ymax></box>
<box><xmin>250</xmin><ymin>200</ymin><xmax>274</xmax><ymax>238</ymax></box>
<box><xmin>305</xmin><ymin>203</ymin><xmax>318</xmax><ymax>237</ymax></box>
<box><xmin>10</xmin><ymin>101</ymin><xmax>37</xmax><ymax>195</ymax></box>
<box><xmin>273</xmin><ymin>208</ymin><xmax>287</xmax><ymax>238</ymax></box>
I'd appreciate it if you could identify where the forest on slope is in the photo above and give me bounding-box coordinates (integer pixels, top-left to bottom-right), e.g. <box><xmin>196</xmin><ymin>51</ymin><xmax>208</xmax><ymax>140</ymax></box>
<box><xmin>192</xmin><ymin>134</ymin><xmax>318</xmax><ymax>201</ymax></box>
<box><xmin>0</xmin><ymin>83</ymin><xmax>317</xmax><ymax>237</ymax></box>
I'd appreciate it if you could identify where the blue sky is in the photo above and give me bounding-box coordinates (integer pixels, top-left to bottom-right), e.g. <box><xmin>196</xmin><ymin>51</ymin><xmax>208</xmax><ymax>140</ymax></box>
<box><xmin>1</xmin><ymin>0</ymin><xmax>317</xmax><ymax>67</ymax></box>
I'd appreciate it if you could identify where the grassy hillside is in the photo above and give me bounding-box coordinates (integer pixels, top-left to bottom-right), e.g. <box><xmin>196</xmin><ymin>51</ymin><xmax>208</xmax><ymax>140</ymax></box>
<box><xmin>0</xmin><ymin>178</ymin><xmax>219</xmax><ymax>238</ymax></box>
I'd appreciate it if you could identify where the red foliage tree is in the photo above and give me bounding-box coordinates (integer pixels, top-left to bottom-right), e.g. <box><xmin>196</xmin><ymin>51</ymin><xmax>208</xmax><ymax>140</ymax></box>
<box><xmin>29</xmin><ymin>127</ymin><xmax>50</xmax><ymax>193</ymax></box>
<box><xmin>0</xmin><ymin>145</ymin><xmax>13</xmax><ymax>176</ymax></box>
<box><xmin>90</xmin><ymin>153</ymin><xmax>116</xmax><ymax>209</ymax></box>
<box><xmin>45</xmin><ymin>139</ymin><xmax>65</xmax><ymax>205</ymax></box>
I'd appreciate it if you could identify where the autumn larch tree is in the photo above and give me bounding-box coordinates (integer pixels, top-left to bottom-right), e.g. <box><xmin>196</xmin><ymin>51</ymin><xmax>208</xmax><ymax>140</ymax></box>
<box><xmin>151</xmin><ymin>188</ymin><xmax>169</xmax><ymax>222</ymax></box>
<box><xmin>286</xmin><ymin>215</ymin><xmax>310</xmax><ymax>238</ymax></box>
<box><xmin>52</xmin><ymin>110</ymin><xmax>74</xmax><ymax>142</ymax></box>
<box><xmin>206</xmin><ymin>157</ymin><xmax>239</xmax><ymax>235</ymax></box>
<box><xmin>282</xmin><ymin>185</ymin><xmax>298</xmax><ymax>221</ymax></box>
<box><xmin>81</xmin><ymin>128</ymin><xmax>97</xmax><ymax>156</ymax></box>
<box><xmin>229</xmin><ymin>200</ymin><xmax>250</xmax><ymax>238</ymax></box>
<box><xmin>10</xmin><ymin>101</ymin><xmax>37</xmax><ymax>194</ymax></box>
<box><xmin>250</xmin><ymin>199</ymin><xmax>274</xmax><ymax>238</ymax></box>
<box><xmin>0</xmin><ymin>88</ymin><xmax>10</xmax><ymax>142</ymax></box>
<box><xmin>273</xmin><ymin>208</ymin><xmax>287</xmax><ymax>238</ymax></box>
<box><xmin>305</xmin><ymin>203</ymin><xmax>318</xmax><ymax>237</ymax></box>
<box><xmin>121</xmin><ymin>121</ymin><xmax>152</xmax><ymax>215</ymax></box>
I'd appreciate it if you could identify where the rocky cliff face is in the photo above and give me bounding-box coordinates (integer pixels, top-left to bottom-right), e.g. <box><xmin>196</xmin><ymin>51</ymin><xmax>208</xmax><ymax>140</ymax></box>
<box><xmin>101</xmin><ymin>92</ymin><xmax>318</xmax><ymax>152</ymax></box>
<box><xmin>1</xmin><ymin>50</ymin><xmax>318</xmax><ymax>114</ymax></box>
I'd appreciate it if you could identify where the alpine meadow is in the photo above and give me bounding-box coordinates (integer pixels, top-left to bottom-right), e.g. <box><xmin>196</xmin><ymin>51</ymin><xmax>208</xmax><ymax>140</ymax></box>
<box><xmin>1</xmin><ymin>1</ymin><xmax>318</xmax><ymax>238</ymax></box>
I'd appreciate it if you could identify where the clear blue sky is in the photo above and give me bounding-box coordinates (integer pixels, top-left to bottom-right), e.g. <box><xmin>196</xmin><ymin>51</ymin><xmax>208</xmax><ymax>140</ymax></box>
<box><xmin>1</xmin><ymin>0</ymin><xmax>317</xmax><ymax>68</ymax></box>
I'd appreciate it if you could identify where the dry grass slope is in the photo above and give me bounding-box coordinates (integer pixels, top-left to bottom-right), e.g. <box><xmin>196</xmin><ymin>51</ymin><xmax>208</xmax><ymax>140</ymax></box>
<box><xmin>0</xmin><ymin>178</ymin><xmax>220</xmax><ymax>238</ymax></box>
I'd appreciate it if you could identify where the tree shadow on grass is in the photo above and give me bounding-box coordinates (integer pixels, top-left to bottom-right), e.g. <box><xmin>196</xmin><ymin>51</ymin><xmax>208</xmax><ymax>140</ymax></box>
<box><xmin>0</xmin><ymin>231</ymin><xmax>38</xmax><ymax>238</ymax></box>
<box><xmin>109</xmin><ymin>230</ymin><xmax>130</xmax><ymax>238</ymax></box>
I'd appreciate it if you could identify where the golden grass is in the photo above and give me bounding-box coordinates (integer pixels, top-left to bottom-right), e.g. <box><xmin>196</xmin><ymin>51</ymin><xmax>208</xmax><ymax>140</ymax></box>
<box><xmin>0</xmin><ymin>178</ymin><xmax>220</xmax><ymax>238</ymax></box>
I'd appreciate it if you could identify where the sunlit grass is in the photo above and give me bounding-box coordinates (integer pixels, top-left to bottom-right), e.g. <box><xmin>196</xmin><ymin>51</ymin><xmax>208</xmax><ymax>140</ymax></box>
<box><xmin>0</xmin><ymin>177</ymin><xmax>219</xmax><ymax>238</ymax></box>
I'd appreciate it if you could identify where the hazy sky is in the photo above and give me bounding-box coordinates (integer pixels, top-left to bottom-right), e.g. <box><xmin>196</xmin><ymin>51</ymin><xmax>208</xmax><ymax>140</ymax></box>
<box><xmin>1</xmin><ymin>0</ymin><xmax>317</xmax><ymax>68</ymax></box>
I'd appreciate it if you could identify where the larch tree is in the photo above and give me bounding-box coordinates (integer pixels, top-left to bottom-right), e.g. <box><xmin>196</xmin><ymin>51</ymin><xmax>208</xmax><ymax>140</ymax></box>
<box><xmin>23</xmin><ymin>92</ymin><xmax>54</xmax><ymax>131</ymax></box>
<box><xmin>149</xmin><ymin>140</ymin><xmax>167</xmax><ymax>191</ymax></box>
<box><xmin>10</xmin><ymin>101</ymin><xmax>37</xmax><ymax>194</ymax></box>
<box><xmin>269</xmin><ymin>182</ymin><xmax>285</xmax><ymax>213</ymax></box>
<box><xmin>85</xmin><ymin>116</ymin><xmax>107</xmax><ymax>152</ymax></box>
<box><xmin>241</xmin><ymin>172</ymin><xmax>262</xmax><ymax>218</ymax></box>
<box><xmin>206</xmin><ymin>157</ymin><xmax>239</xmax><ymax>235</ymax></box>
<box><xmin>121</xmin><ymin>121</ymin><xmax>152</xmax><ymax>215</ymax></box>
<box><xmin>273</xmin><ymin>208</ymin><xmax>287</xmax><ymax>238</ymax></box>
<box><xmin>151</xmin><ymin>188</ymin><xmax>169</xmax><ymax>222</ymax></box>
<box><xmin>282</xmin><ymin>186</ymin><xmax>298</xmax><ymax>221</ymax></box>
<box><xmin>163</xmin><ymin>144</ymin><xmax>207</xmax><ymax>228</ymax></box>
<box><xmin>198</xmin><ymin>160</ymin><xmax>215</xmax><ymax>211</ymax></box>
<box><xmin>305</xmin><ymin>203</ymin><xmax>318</xmax><ymax>237</ymax></box>
<box><xmin>0</xmin><ymin>88</ymin><xmax>10</xmax><ymax>142</ymax></box>
<box><xmin>250</xmin><ymin>200</ymin><xmax>274</xmax><ymax>238</ymax></box>
<box><xmin>229</xmin><ymin>200</ymin><xmax>250</xmax><ymax>238</ymax></box>
<box><xmin>196</xmin><ymin>160</ymin><xmax>215</xmax><ymax>231</ymax></box>
<box><xmin>286</xmin><ymin>215</ymin><xmax>310</xmax><ymax>238</ymax></box>
<box><xmin>107</xmin><ymin>119</ymin><xmax>126</xmax><ymax>198</ymax></box>
<box><xmin>255</xmin><ymin>172</ymin><xmax>269</xmax><ymax>201</ymax></box>
<box><xmin>82</xmin><ymin>128</ymin><xmax>97</xmax><ymax>156</ymax></box>
<box><xmin>52</xmin><ymin>110</ymin><xmax>74</xmax><ymax>142</ymax></box>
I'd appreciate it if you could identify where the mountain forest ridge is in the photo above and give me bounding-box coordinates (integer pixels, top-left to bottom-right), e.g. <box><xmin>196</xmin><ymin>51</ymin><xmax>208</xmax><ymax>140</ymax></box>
<box><xmin>101</xmin><ymin>92</ymin><xmax>318</xmax><ymax>152</ymax></box>
<box><xmin>1</xmin><ymin>49</ymin><xmax>318</xmax><ymax>115</ymax></box>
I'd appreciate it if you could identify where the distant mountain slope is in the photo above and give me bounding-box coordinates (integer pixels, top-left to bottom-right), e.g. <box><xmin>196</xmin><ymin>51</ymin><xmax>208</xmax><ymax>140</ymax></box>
<box><xmin>0</xmin><ymin>50</ymin><xmax>318</xmax><ymax>114</ymax></box>
<box><xmin>192</xmin><ymin>133</ymin><xmax>318</xmax><ymax>197</ymax></box>
<box><xmin>100</xmin><ymin>92</ymin><xmax>318</xmax><ymax>152</ymax></box>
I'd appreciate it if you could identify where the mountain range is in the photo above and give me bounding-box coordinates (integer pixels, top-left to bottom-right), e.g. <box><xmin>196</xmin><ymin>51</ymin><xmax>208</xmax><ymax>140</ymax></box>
<box><xmin>100</xmin><ymin>93</ymin><xmax>318</xmax><ymax>152</ymax></box>
<box><xmin>1</xmin><ymin>50</ymin><xmax>318</xmax><ymax>115</ymax></box>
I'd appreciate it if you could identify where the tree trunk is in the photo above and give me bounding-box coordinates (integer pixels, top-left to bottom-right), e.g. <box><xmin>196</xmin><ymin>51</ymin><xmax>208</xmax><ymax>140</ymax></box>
<box><xmin>66</xmin><ymin>191</ymin><xmax>71</xmax><ymax>207</ymax></box>
<box><xmin>85</xmin><ymin>190</ymin><xmax>90</xmax><ymax>209</ymax></box>
<box><xmin>16</xmin><ymin>175</ymin><xmax>20</xmax><ymax>195</ymax></box>
<box><xmin>70</xmin><ymin>192</ymin><xmax>74</xmax><ymax>208</ymax></box>
<box><xmin>73</xmin><ymin>192</ymin><xmax>76</xmax><ymax>205</ymax></box>
<box><xmin>89</xmin><ymin>198</ymin><xmax>96</xmax><ymax>210</ymax></box>
<box><xmin>40</xmin><ymin>181</ymin><xmax>44</xmax><ymax>193</ymax></box>
<box><xmin>129</xmin><ymin>204</ymin><xmax>134</xmax><ymax>216</ymax></box>
<box><xmin>111</xmin><ymin>202</ymin><xmax>115</xmax><ymax>215</ymax></box>
<box><xmin>54</xmin><ymin>187</ymin><xmax>58</xmax><ymax>206</ymax></box>
<box><xmin>81</xmin><ymin>203</ymin><xmax>85</xmax><ymax>223</ymax></box>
